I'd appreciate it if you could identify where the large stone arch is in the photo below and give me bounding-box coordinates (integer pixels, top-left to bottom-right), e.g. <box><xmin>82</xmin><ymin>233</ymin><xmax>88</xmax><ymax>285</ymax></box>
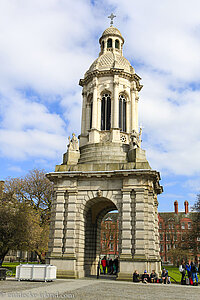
<box><xmin>83</xmin><ymin>196</ymin><xmax>118</xmax><ymax>276</ymax></box>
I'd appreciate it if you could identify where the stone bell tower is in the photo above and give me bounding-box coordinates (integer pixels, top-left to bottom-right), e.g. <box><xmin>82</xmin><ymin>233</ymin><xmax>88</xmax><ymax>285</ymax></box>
<box><xmin>46</xmin><ymin>17</ymin><xmax>163</xmax><ymax>281</ymax></box>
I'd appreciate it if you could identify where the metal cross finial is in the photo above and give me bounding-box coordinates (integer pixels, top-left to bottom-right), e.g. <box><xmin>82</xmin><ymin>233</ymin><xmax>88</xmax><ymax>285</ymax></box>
<box><xmin>108</xmin><ymin>13</ymin><xmax>116</xmax><ymax>26</ymax></box>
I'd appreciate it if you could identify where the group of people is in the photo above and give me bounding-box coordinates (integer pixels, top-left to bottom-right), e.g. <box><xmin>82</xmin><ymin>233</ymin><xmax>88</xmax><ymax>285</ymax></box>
<box><xmin>179</xmin><ymin>259</ymin><xmax>199</xmax><ymax>286</ymax></box>
<box><xmin>133</xmin><ymin>268</ymin><xmax>170</xmax><ymax>284</ymax></box>
<box><xmin>101</xmin><ymin>256</ymin><xmax>119</xmax><ymax>275</ymax></box>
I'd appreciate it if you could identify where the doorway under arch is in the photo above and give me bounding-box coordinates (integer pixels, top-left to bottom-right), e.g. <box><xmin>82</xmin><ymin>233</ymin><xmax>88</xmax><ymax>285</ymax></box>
<box><xmin>83</xmin><ymin>197</ymin><xmax>119</xmax><ymax>276</ymax></box>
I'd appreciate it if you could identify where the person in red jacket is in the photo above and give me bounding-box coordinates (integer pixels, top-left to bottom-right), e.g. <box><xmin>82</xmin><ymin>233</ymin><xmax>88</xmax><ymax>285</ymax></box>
<box><xmin>101</xmin><ymin>256</ymin><xmax>107</xmax><ymax>275</ymax></box>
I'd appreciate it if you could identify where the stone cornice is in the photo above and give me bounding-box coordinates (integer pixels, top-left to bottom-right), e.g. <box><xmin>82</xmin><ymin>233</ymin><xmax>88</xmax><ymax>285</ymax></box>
<box><xmin>79</xmin><ymin>69</ymin><xmax>143</xmax><ymax>92</ymax></box>
<box><xmin>46</xmin><ymin>169</ymin><xmax>163</xmax><ymax>194</ymax></box>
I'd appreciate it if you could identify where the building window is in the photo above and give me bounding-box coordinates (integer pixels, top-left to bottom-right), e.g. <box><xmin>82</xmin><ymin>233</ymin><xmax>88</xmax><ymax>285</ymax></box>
<box><xmin>110</xmin><ymin>243</ymin><xmax>114</xmax><ymax>251</ymax></box>
<box><xmin>101</xmin><ymin>93</ymin><xmax>111</xmax><ymax>130</ymax></box>
<box><xmin>115</xmin><ymin>39</ymin><xmax>119</xmax><ymax>49</ymax></box>
<box><xmin>102</xmin><ymin>41</ymin><xmax>104</xmax><ymax>49</ymax></box>
<box><xmin>160</xmin><ymin>244</ymin><xmax>163</xmax><ymax>252</ymax></box>
<box><xmin>167</xmin><ymin>244</ymin><xmax>171</xmax><ymax>251</ymax></box>
<box><xmin>160</xmin><ymin>234</ymin><xmax>163</xmax><ymax>241</ymax></box>
<box><xmin>181</xmin><ymin>223</ymin><xmax>185</xmax><ymax>229</ymax></box>
<box><xmin>166</xmin><ymin>233</ymin><xmax>170</xmax><ymax>241</ymax></box>
<box><xmin>188</xmin><ymin>222</ymin><xmax>191</xmax><ymax>229</ymax></box>
<box><xmin>159</xmin><ymin>223</ymin><xmax>162</xmax><ymax>229</ymax></box>
<box><xmin>107</xmin><ymin>38</ymin><xmax>112</xmax><ymax>48</ymax></box>
<box><xmin>119</xmin><ymin>94</ymin><xmax>126</xmax><ymax>132</ymax></box>
<box><xmin>171</xmin><ymin>223</ymin><xmax>174</xmax><ymax>229</ymax></box>
<box><xmin>174</xmin><ymin>234</ymin><xmax>177</xmax><ymax>241</ymax></box>
<box><xmin>110</xmin><ymin>234</ymin><xmax>113</xmax><ymax>240</ymax></box>
<box><xmin>168</xmin><ymin>224</ymin><xmax>171</xmax><ymax>229</ymax></box>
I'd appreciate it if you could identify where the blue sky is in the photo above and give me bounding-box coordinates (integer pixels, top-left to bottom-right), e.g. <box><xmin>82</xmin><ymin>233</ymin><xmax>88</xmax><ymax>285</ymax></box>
<box><xmin>0</xmin><ymin>0</ymin><xmax>200</xmax><ymax>212</ymax></box>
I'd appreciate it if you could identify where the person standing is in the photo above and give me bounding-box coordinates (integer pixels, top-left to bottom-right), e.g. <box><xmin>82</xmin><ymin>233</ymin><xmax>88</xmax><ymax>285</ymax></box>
<box><xmin>179</xmin><ymin>259</ymin><xmax>186</xmax><ymax>285</ymax></box>
<box><xmin>191</xmin><ymin>260</ymin><xmax>198</xmax><ymax>286</ymax></box>
<box><xmin>101</xmin><ymin>256</ymin><xmax>107</xmax><ymax>275</ymax></box>
<box><xmin>113</xmin><ymin>256</ymin><xmax>119</xmax><ymax>274</ymax></box>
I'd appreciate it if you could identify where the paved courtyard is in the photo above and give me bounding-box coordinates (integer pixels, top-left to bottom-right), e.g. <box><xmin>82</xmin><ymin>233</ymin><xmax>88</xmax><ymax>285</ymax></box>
<box><xmin>0</xmin><ymin>278</ymin><xmax>199</xmax><ymax>300</ymax></box>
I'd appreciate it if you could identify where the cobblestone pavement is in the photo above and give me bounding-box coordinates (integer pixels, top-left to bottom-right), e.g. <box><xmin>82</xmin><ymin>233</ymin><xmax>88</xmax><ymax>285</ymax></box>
<box><xmin>0</xmin><ymin>278</ymin><xmax>199</xmax><ymax>300</ymax></box>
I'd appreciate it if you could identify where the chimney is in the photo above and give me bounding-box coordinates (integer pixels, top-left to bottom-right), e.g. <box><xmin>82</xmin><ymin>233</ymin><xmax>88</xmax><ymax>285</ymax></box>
<box><xmin>174</xmin><ymin>200</ymin><xmax>178</xmax><ymax>214</ymax></box>
<box><xmin>184</xmin><ymin>200</ymin><xmax>189</xmax><ymax>214</ymax></box>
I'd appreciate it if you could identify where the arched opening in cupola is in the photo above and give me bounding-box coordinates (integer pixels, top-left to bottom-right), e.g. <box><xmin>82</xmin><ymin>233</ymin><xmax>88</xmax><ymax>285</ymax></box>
<box><xmin>115</xmin><ymin>39</ymin><xmax>119</xmax><ymax>49</ymax></box>
<box><xmin>107</xmin><ymin>38</ymin><xmax>112</xmax><ymax>48</ymax></box>
<box><xmin>101</xmin><ymin>93</ymin><xmax>111</xmax><ymax>130</ymax></box>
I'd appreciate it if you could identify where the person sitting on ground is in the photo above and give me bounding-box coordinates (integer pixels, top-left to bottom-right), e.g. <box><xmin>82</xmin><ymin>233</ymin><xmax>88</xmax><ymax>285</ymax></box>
<box><xmin>161</xmin><ymin>268</ymin><xmax>169</xmax><ymax>284</ymax></box>
<box><xmin>133</xmin><ymin>270</ymin><xmax>140</xmax><ymax>283</ymax></box>
<box><xmin>141</xmin><ymin>270</ymin><xmax>150</xmax><ymax>283</ymax></box>
<box><xmin>150</xmin><ymin>270</ymin><xmax>158</xmax><ymax>283</ymax></box>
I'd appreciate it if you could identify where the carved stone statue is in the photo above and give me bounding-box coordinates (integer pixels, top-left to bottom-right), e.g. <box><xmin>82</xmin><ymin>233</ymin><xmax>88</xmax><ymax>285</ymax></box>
<box><xmin>68</xmin><ymin>133</ymin><xmax>79</xmax><ymax>151</ymax></box>
<box><xmin>130</xmin><ymin>130</ymin><xmax>140</xmax><ymax>149</ymax></box>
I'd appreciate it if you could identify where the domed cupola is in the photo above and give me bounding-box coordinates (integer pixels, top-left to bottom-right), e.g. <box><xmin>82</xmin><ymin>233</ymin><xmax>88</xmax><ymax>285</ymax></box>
<box><xmin>78</xmin><ymin>15</ymin><xmax>145</xmax><ymax>166</ymax></box>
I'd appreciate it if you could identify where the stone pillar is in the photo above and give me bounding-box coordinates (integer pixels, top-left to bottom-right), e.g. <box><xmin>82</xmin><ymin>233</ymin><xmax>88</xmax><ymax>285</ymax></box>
<box><xmin>135</xmin><ymin>93</ymin><xmax>139</xmax><ymax>132</ymax></box>
<box><xmin>111</xmin><ymin>76</ymin><xmax>120</xmax><ymax>142</ymax></box>
<box><xmin>62</xmin><ymin>188</ymin><xmax>77</xmax><ymax>278</ymax></box>
<box><xmin>47</xmin><ymin>190</ymin><xmax>65</xmax><ymax>257</ymax></box>
<box><xmin>91</xmin><ymin>79</ymin><xmax>98</xmax><ymax>130</ymax></box>
<box><xmin>134</xmin><ymin>188</ymin><xmax>146</xmax><ymax>259</ymax></box>
<box><xmin>81</xmin><ymin>92</ymin><xmax>87</xmax><ymax>135</ymax></box>
<box><xmin>63</xmin><ymin>188</ymin><xmax>77</xmax><ymax>257</ymax></box>
<box><xmin>118</xmin><ymin>188</ymin><xmax>133</xmax><ymax>281</ymax></box>
<box><xmin>113</xmin><ymin>76</ymin><xmax>119</xmax><ymax>129</ymax></box>
<box><xmin>126</xmin><ymin>97</ymin><xmax>131</xmax><ymax>133</ymax></box>
<box><xmin>131</xmin><ymin>88</ymin><xmax>136</xmax><ymax>132</ymax></box>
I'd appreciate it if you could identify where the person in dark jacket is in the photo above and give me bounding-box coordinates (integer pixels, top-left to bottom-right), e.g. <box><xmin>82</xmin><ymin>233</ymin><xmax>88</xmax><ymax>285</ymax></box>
<box><xmin>113</xmin><ymin>256</ymin><xmax>119</xmax><ymax>274</ymax></box>
<box><xmin>180</xmin><ymin>259</ymin><xmax>186</xmax><ymax>285</ymax></box>
<box><xmin>141</xmin><ymin>270</ymin><xmax>150</xmax><ymax>283</ymax></box>
<box><xmin>150</xmin><ymin>270</ymin><xmax>158</xmax><ymax>283</ymax></box>
<box><xmin>133</xmin><ymin>270</ymin><xmax>140</xmax><ymax>282</ymax></box>
<box><xmin>191</xmin><ymin>261</ymin><xmax>198</xmax><ymax>286</ymax></box>
<box><xmin>161</xmin><ymin>268</ymin><xmax>169</xmax><ymax>284</ymax></box>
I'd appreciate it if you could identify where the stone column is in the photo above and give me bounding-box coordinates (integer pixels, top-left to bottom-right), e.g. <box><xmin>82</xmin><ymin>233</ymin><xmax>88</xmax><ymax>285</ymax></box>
<box><xmin>113</xmin><ymin>75</ymin><xmax>119</xmax><ymax>129</ymax></box>
<box><xmin>47</xmin><ymin>190</ymin><xmax>65</xmax><ymax>257</ymax></box>
<box><xmin>63</xmin><ymin>188</ymin><xmax>77</xmax><ymax>258</ymax></box>
<box><xmin>135</xmin><ymin>92</ymin><xmax>139</xmax><ymax>132</ymax></box>
<box><xmin>130</xmin><ymin>88</ymin><xmax>136</xmax><ymax>131</ymax></box>
<box><xmin>134</xmin><ymin>188</ymin><xmax>146</xmax><ymax>259</ymax></box>
<box><xmin>120</xmin><ymin>188</ymin><xmax>132</xmax><ymax>258</ymax></box>
<box><xmin>111</xmin><ymin>76</ymin><xmax>120</xmax><ymax>142</ymax></box>
<box><xmin>81</xmin><ymin>92</ymin><xmax>87</xmax><ymax>135</ymax></box>
<box><xmin>91</xmin><ymin>79</ymin><xmax>98</xmax><ymax>130</ymax></box>
<box><xmin>126</xmin><ymin>97</ymin><xmax>131</xmax><ymax>133</ymax></box>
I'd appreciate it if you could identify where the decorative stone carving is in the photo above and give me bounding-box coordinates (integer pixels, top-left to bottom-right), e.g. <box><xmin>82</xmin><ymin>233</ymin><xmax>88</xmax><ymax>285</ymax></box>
<box><xmin>97</xmin><ymin>190</ymin><xmax>102</xmax><ymax>197</ymax></box>
<box><xmin>68</xmin><ymin>133</ymin><xmax>79</xmax><ymax>151</ymax></box>
<box><xmin>100</xmin><ymin>131</ymin><xmax>111</xmax><ymax>142</ymax></box>
<box><xmin>63</xmin><ymin>133</ymin><xmax>80</xmax><ymax>165</ymax></box>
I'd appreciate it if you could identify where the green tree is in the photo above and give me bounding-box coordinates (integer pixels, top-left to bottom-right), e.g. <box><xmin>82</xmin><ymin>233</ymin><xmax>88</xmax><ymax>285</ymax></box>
<box><xmin>2</xmin><ymin>169</ymin><xmax>53</xmax><ymax>262</ymax></box>
<box><xmin>0</xmin><ymin>192</ymin><xmax>41</xmax><ymax>263</ymax></box>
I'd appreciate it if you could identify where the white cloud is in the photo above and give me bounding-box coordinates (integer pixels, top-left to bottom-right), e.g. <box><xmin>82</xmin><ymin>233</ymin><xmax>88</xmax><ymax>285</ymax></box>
<box><xmin>0</xmin><ymin>0</ymin><xmax>200</xmax><ymax>186</ymax></box>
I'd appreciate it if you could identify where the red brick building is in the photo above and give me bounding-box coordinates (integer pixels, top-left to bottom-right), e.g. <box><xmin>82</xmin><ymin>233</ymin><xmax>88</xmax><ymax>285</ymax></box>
<box><xmin>101</xmin><ymin>202</ymin><xmax>200</xmax><ymax>262</ymax></box>
<box><xmin>100</xmin><ymin>213</ymin><xmax>119</xmax><ymax>256</ymax></box>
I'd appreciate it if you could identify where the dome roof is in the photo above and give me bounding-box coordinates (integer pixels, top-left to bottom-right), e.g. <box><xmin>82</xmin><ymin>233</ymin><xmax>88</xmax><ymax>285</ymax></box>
<box><xmin>99</xmin><ymin>26</ymin><xmax>124</xmax><ymax>43</ymax></box>
<box><xmin>86</xmin><ymin>51</ymin><xmax>134</xmax><ymax>75</ymax></box>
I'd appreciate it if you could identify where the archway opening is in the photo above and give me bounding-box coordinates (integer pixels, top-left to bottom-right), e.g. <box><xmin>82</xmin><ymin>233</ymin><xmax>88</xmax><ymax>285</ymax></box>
<box><xmin>83</xmin><ymin>197</ymin><xmax>118</xmax><ymax>277</ymax></box>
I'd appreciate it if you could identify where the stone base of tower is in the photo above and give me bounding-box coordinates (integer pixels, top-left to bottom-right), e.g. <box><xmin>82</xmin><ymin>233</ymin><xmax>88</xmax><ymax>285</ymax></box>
<box><xmin>46</xmin><ymin>168</ymin><xmax>162</xmax><ymax>281</ymax></box>
<box><xmin>117</xmin><ymin>258</ymin><xmax>161</xmax><ymax>281</ymax></box>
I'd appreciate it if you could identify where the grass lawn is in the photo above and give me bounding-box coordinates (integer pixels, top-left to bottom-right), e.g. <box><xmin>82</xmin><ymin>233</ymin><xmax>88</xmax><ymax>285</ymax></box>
<box><xmin>162</xmin><ymin>265</ymin><xmax>200</xmax><ymax>284</ymax></box>
<box><xmin>2</xmin><ymin>262</ymin><xmax>39</xmax><ymax>276</ymax></box>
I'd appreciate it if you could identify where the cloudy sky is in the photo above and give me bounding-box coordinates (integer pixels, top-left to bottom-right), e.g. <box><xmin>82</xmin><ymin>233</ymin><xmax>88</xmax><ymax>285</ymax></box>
<box><xmin>0</xmin><ymin>0</ymin><xmax>200</xmax><ymax>212</ymax></box>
